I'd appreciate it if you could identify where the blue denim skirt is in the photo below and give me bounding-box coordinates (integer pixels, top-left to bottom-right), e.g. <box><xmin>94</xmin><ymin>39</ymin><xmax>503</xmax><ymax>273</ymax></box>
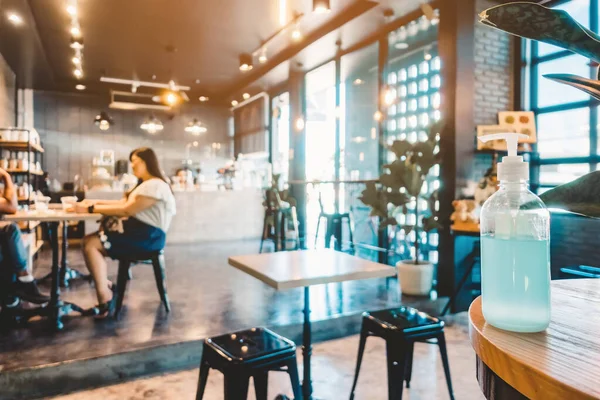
<box><xmin>99</xmin><ymin>217</ymin><xmax>166</xmax><ymax>259</ymax></box>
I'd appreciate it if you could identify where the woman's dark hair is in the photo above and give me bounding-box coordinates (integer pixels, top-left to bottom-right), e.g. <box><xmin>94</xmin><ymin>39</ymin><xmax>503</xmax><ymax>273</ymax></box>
<box><xmin>127</xmin><ymin>147</ymin><xmax>171</xmax><ymax>196</ymax></box>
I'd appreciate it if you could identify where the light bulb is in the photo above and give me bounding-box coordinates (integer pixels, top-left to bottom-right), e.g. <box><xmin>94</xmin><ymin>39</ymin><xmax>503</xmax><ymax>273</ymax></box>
<box><xmin>66</xmin><ymin>4</ymin><xmax>77</xmax><ymax>16</ymax></box>
<box><xmin>294</xmin><ymin>117</ymin><xmax>305</xmax><ymax>131</ymax></box>
<box><xmin>373</xmin><ymin>111</ymin><xmax>383</xmax><ymax>122</ymax></box>
<box><xmin>70</xmin><ymin>26</ymin><xmax>81</xmax><ymax>36</ymax></box>
<box><xmin>75</xmin><ymin>84</ymin><xmax>86</xmax><ymax>90</ymax></box>
<box><xmin>74</xmin><ymin>68</ymin><xmax>83</xmax><ymax>78</ymax></box>
<box><xmin>353</xmin><ymin>78</ymin><xmax>363</xmax><ymax>85</ymax></box>
<box><xmin>291</xmin><ymin>28</ymin><xmax>302</xmax><ymax>41</ymax></box>
<box><xmin>243</xmin><ymin>93</ymin><xmax>250</xmax><ymax>100</ymax></box>
<box><xmin>72</xmin><ymin>56</ymin><xmax>81</xmax><ymax>65</ymax></box>
<box><xmin>258</xmin><ymin>48</ymin><xmax>268</xmax><ymax>64</ymax></box>
<box><xmin>7</xmin><ymin>13</ymin><xmax>23</xmax><ymax>26</ymax></box>
<box><xmin>231</xmin><ymin>100</ymin><xmax>238</xmax><ymax>106</ymax></box>
<box><xmin>424</xmin><ymin>52</ymin><xmax>432</xmax><ymax>61</ymax></box>
<box><xmin>166</xmin><ymin>92</ymin><xmax>177</xmax><ymax>105</ymax></box>
<box><xmin>199</xmin><ymin>96</ymin><xmax>209</xmax><ymax>102</ymax></box>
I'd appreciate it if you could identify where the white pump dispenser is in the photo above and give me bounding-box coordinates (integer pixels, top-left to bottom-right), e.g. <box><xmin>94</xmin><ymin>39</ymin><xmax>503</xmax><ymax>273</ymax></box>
<box><xmin>478</xmin><ymin>133</ymin><xmax>529</xmax><ymax>182</ymax></box>
<box><xmin>478</xmin><ymin>132</ymin><xmax>551</xmax><ymax>333</ymax></box>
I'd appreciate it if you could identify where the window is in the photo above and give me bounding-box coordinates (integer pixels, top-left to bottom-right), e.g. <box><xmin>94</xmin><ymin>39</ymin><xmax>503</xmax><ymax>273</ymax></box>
<box><xmin>526</xmin><ymin>0</ymin><xmax>599</xmax><ymax>189</ymax></box>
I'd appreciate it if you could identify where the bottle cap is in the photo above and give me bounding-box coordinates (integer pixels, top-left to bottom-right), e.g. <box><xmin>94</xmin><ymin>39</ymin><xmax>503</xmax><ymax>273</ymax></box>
<box><xmin>479</xmin><ymin>133</ymin><xmax>529</xmax><ymax>182</ymax></box>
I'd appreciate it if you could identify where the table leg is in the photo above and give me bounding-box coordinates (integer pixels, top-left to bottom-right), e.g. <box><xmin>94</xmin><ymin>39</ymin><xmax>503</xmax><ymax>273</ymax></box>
<box><xmin>302</xmin><ymin>286</ymin><xmax>313</xmax><ymax>400</ymax></box>
<box><xmin>48</xmin><ymin>222</ymin><xmax>63</xmax><ymax>330</ymax></box>
<box><xmin>41</xmin><ymin>222</ymin><xmax>90</xmax><ymax>287</ymax></box>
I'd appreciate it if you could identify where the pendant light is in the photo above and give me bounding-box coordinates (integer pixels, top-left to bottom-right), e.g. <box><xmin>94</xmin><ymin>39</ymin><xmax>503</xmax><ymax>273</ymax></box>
<box><xmin>140</xmin><ymin>115</ymin><xmax>164</xmax><ymax>134</ymax></box>
<box><xmin>313</xmin><ymin>0</ymin><xmax>330</xmax><ymax>13</ymax></box>
<box><xmin>94</xmin><ymin>112</ymin><xmax>113</xmax><ymax>131</ymax></box>
<box><xmin>184</xmin><ymin>119</ymin><xmax>207</xmax><ymax>136</ymax></box>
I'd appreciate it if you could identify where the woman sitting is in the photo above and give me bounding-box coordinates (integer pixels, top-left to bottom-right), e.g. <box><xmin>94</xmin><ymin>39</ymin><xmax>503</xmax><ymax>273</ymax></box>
<box><xmin>74</xmin><ymin>147</ymin><xmax>176</xmax><ymax>318</ymax></box>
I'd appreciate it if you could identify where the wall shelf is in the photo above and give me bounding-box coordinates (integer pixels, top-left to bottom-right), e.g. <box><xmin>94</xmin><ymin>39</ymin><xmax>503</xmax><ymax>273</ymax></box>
<box><xmin>0</xmin><ymin>140</ymin><xmax>44</xmax><ymax>153</ymax></box>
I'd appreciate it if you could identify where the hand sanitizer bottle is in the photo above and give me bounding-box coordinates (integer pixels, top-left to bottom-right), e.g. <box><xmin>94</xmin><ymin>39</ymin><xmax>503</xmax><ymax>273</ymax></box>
<box><xmin>478</xmin><ymin>133</ymin><xmax>551</xmax><ymax>333</ymax></box>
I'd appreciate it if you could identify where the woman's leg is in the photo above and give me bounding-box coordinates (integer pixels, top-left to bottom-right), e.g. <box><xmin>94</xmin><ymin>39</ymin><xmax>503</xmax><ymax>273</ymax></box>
<box><xmin>82</xmin><ymin>233</ymin><xmax>112</xmax><ymax>304</ymax></box>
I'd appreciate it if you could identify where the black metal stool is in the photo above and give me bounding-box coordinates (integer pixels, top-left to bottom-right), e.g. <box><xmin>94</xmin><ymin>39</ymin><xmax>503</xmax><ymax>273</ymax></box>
<box><xmin>349</xmin><ymin>306</ymin><xmax>455</xmax><ymax>400</ymax></box>
<box><xmin>114</xmin><ymin>249</ymin><xmax>170</xmax><ymax>318</ymax></box>
<box><xmin>259</xmin><ymin>207</ymin><xmax>300</xmax><ymax>253</ymax></box>
<box><xmin>196</xmin><ymin>327</ymin><xmax>302</xmax><ymax>400</ymax></box>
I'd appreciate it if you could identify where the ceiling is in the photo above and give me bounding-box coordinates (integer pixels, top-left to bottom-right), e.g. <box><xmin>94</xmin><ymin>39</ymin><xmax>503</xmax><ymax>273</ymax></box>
<box><xmin>0</xmin><ymin>0</ymin><xmax>433</xmax><ymax>105</ymax></box>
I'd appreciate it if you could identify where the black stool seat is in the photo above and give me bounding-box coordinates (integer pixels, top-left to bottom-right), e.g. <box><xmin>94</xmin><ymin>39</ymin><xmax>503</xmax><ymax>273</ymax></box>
<box><xmin>196</xmin><ymin>327</ymin><xmax>302</xmax><ymax>400</ymax></box>
<box><xmin>114</xmin><ymin>249</ymin><xmax>170</xmax><ymax>318</ymax></box>
<box><xmin>365</xmin><ymin>307</ymin><xmax>444</xmax><ymax>336</ymax></box>
<box><xmin>350</xmin><ymin>306</ymin><xmax>455</xmax><ymax>400</ymax></box>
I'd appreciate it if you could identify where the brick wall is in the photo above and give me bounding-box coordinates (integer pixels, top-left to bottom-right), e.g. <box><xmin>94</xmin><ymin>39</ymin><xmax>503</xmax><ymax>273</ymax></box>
<box><xmin>473</xmin><ymin>0</ymin><xmax>513</xmax><ymax>127</ymax></box>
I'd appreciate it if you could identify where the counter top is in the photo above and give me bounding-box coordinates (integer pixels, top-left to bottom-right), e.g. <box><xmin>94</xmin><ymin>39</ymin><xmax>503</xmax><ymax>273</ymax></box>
<box><xmin>469</xmin><ymin>279</ymin><xmax>600</xmax><ymax>400</ymax></box>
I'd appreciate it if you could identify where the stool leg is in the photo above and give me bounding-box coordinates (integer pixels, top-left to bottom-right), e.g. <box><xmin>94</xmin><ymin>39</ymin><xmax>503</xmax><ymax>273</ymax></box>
<box><xmin>280</xmin><ymin>212</ymin><xmax>287</xmax><ymax>251</ymax></box>
<box><xmin>345</xmin><ymin>216</ymin><xmax>354</xmax><ymax>254</ymax></box>
<box><xmin>324</xmin><ymin>217</ymin><xmax>333</xmax><ymax>249</ymax></box>
<box><xmin>253</xmin><ymin>371</ymin><xmax>268</xmax><ymax>400</ymax></box>
<box><xmin>259</xmin><ymin>213</ymin><xmax>268</xmax><ymax>253</ymax></box>
<box><xmin>405</xmin><ymin>342</ymin><xmax>414</xmax><ymax>388</ymax></box>
<box><xmin>437</xmin><ymin>332</ymin><xmax>455</xmax><ymax>400</ymax></box>
<box><xmin>291</xmin><ymin>207</ymin><xmax>300</xmax><ymax>250</ymax></box>
<box><xmin>286</xmin><ymin>357</ymin><xmax>302</xmax><ymax>400</ymax></box>
<box><xmin>195</xmin><ymin>359</ymin><xmax>210</xmax><ymax>400</ymax></box>
<box><xmin>349</xmin><ymin>325</ymin><xmax>369</xmax><ymax>400</ymax></box>
<box><xmin>152</xmin><ymin>253</ymin><xmax>171</xmax><ymax>313</ymax></box>
<box><xmin>224</xmin><ymin>373</ymin><xmax>250</xmax><ymax>400</ymax></box>
<box><xmin>114</xmin><ymin>260</ymin><xmax>130</xmax><ymax>318</ymax></box>
<box><xmin>386</xmin><ymin>340</ymin><xmax>407</xmax><ymax>400</ymax></box>
<box><xmin>314</xmin><ymin>215</ymin><xmax>321</xmax><ymax>249</ymax></box>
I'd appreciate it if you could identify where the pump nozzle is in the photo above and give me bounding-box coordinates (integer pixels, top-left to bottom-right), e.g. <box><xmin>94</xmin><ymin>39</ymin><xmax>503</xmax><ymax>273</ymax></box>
<box><xmin>478</xmin><ymin>133</ymin><xmax>530</xmax><ymax>182</ymax></box>
<box><xmin>478</xmin><ymin>133</ymin><xmax>528</xmax><ymax>157</ymax></box>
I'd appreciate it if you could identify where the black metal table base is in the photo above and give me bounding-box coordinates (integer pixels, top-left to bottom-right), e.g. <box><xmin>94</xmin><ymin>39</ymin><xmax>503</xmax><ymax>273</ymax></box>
<box><xmin>1</xmin><ymin>300</ymin><xmax>97</xmax><ymax>330</ymax></box>
<box><xmin>39</xmin><ymin>222</ymin><xmax>91</xmax><ymax>287</ymax></box>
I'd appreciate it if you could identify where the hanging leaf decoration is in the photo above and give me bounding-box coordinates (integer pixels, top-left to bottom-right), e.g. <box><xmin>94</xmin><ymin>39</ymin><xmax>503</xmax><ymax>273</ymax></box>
<box><xmin>479</xmin><ymin>2</ymin><xmax>600</xmax><ymax>63</ymax></box>
<box><xmin>540</xmin><ymin>171</ymin><xmax>600</xmax><ymax>218</ymax></box>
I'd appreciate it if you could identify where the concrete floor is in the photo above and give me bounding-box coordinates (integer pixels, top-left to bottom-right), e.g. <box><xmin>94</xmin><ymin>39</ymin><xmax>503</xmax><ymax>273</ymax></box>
<box><xmin>51</xmin><ymin>314</ymin><xmax>484</xmax><ymax>400</ymax></box>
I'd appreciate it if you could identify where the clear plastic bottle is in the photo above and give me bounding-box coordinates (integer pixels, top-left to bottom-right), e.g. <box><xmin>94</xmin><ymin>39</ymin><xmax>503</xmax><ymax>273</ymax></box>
<box><xmin>479</xmin><ymin>133</ymin><xmax>551</xmax><ymax>333</ymax></box>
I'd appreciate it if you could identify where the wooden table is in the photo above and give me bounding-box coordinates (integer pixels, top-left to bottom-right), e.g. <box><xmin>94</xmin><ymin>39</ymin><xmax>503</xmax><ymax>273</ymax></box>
<box><xmin>229</xmin><ymin>249</ymin><xmax>396</xmax><ymax>400</ymax></box>
<box><xmin>4</xmin><ymin>210</ymin><xmax>102</xmax><ymax>330</ymax></box>
<box><xmin>469</xmin><ymin>279</ymin><xmax>600</xmax><ymax>400</ymax></box>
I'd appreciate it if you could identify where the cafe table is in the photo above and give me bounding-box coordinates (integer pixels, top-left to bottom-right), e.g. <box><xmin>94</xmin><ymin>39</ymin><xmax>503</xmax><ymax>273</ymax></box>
<box><xmin>228</xmin><ymin>249</ymin><xmax>396</xmax><ymax>400</ymax></box>
<box><xmin>469</xmin><ymin>279</ymin><xmax>600</xmax><ymax>400</ymax></box>
<box><xmin>4</xmin><ymin>210</ymin><xmax>102</xmax><ymax>330</ymax></box>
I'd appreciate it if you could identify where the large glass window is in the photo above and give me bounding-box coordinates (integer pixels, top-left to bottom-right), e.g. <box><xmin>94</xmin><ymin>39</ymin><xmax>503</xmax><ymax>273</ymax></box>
<box><xmin>339</xmin><ymin>42</ymin><xmax>379</xmax><ymax>251</ymax></box>
<box><xmin>526</xmin><ymin>0</ymin><xmax>599</xmax><ymax>190</ymax></box>
<box><xmin>385</xmin><ymin>15</ymin><xmax>440</xmax><ymax>265</ymax></box>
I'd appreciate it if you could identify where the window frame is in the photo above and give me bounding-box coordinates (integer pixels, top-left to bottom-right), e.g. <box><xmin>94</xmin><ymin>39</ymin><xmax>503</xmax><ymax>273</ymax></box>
<box><xmin>526</xmin><ymin>0</ymin><xmax>600</xmax><ymax>191</ymax></box>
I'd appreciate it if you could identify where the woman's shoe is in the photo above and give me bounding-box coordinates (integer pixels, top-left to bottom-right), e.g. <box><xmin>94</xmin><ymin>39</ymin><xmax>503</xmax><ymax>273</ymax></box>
<box><xmin>94</xmin><ymin>285</ymin><xmax>117</xmax><ymax>320</ymax></box>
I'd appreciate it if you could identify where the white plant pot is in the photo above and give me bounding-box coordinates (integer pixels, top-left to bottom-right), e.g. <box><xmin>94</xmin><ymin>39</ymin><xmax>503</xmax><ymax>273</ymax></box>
<box><xmin>396</xmin><ymin>260</ymin><xmax>434</xmax><ymax>296</ymax></box>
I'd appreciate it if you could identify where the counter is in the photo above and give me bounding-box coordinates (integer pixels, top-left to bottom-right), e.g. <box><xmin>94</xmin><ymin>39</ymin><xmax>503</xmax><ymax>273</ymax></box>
<box><xmin>167</xmin><ymin>189</ymin><xmax>263</xmax><ymax>244</ymax></box>
<box><xmin>84</xmin><ymin>188</ymin><xmax>264</xmax><ymax>243</ymax></box>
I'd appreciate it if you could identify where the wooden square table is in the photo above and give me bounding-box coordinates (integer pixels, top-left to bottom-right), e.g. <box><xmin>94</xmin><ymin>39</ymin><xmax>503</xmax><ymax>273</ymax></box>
<box><xmin>228</xmin><ymin>249</ymin><xmax>396</xmax><ymax>400</ymax></box>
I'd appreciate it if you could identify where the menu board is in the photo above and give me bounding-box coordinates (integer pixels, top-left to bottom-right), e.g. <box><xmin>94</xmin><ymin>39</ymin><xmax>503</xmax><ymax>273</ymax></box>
<box><xmin>233</xmin><ymin>95</ymin><xmax>269</xmax><ymax>157</ymax></box>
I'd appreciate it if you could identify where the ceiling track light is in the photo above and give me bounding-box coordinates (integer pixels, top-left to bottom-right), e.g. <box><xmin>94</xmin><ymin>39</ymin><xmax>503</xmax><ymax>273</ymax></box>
<box><xmin>7</xmin><ymin>12</ymin><xmax>23</xmax><ymax>26</ymax></box>
<box><xmin>70</xmin><ymin>25</ymin><xmax>81</xmax><ymax>37</ymax></box>
<box><xmin>239</xmin><ymin>53</ymin><xmax>253</xmax><ymax>72</ymax></box>
<box><xmin>313</xmin><ymin>0</ymin><xmax>331</xmax><ymax>14</ymax></box>
<box><xmin>70</xmin><ymin>36</ymin><xmax>84</xmax><ymax>49</ymax></box>
<box><xmin>74</xmin><ymin>68</ymin><xmax>83</xmax><ymax>78</ymax></box>
<box><xmin>291</xmin><ymin>23</ymin><xmax>302</xmax><ymax>41</ymax></box>
<box><xmin>258</xmin><ymin>47</ymin><xmax>268</xmax><ymax>64</ymax></box>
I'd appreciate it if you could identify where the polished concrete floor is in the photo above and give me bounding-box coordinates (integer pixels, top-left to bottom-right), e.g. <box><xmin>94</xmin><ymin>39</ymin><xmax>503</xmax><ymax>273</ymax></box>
<box><xmin>0</xmin><ymin>241</ymin><xmax>433</xmax><ymax>373</ymax></box>
<box><xmin>51</xmin><ymin>314</ymin><xmax>483</xmax><ymax>400</ymax></box>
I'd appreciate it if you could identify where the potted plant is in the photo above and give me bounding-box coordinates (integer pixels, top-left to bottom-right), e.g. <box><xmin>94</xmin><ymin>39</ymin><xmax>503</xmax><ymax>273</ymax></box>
<box><xmin>360</xmin><ymin>122</ymin><xmax>442</xmax><ymax>296</ymax></box>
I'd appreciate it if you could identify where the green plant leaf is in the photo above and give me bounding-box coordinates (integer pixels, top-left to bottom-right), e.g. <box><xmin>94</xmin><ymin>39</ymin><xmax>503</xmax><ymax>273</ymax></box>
<box><xmin>381</xmin><ymin>160</ymin><xmax>407</xmax><ymax>190</ymax></box>
<box><xmin>380</xmin><ymin>217</ymin><xmax>398</xmax><ymax>231</ymax></box>
<box><xmin>422</xmin><ymin>216</ymin><xmax>442</xmax><ymax>232</ymax></box>
<box><xmin>360</xmin><ymin>182</ymin><xmax>389</xmax><ymax>219</ymax></box>
<box><xmin>401</xmin><ymin>224</ymin><xmax>414</xmax><ymax>235</ymax></box>
<box><xmin>544</xmin><ymin>74</ymin><xmax>600</xmax><ymax>102</ymax></box>
<box><xmin>540</xmin><ymin>171</ymin><xmax>600</xmax><ymax>218</ymax></box>
<box><xmin>405</xmin><ymin>164</ymin><xmax>424</xmax><ymax>197</ymax></box>
<box><xmin>389</xmin><ymin>140</ymin><xmax>412</xmax><ymax>158</ymax></box>
<box><xmin>387</xmin><ymin>191</ymin><xmax>410</xmax><ymax>207</ymax></box>
<box><xmin>412</xmin><ymin>142</ymin><xmax>437</xmax><ymax>176</ymax></box>
<box><xmin>479</xmin><ymin>2</ymin><xmax>600</xmax><ymax>63</ymax></box>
